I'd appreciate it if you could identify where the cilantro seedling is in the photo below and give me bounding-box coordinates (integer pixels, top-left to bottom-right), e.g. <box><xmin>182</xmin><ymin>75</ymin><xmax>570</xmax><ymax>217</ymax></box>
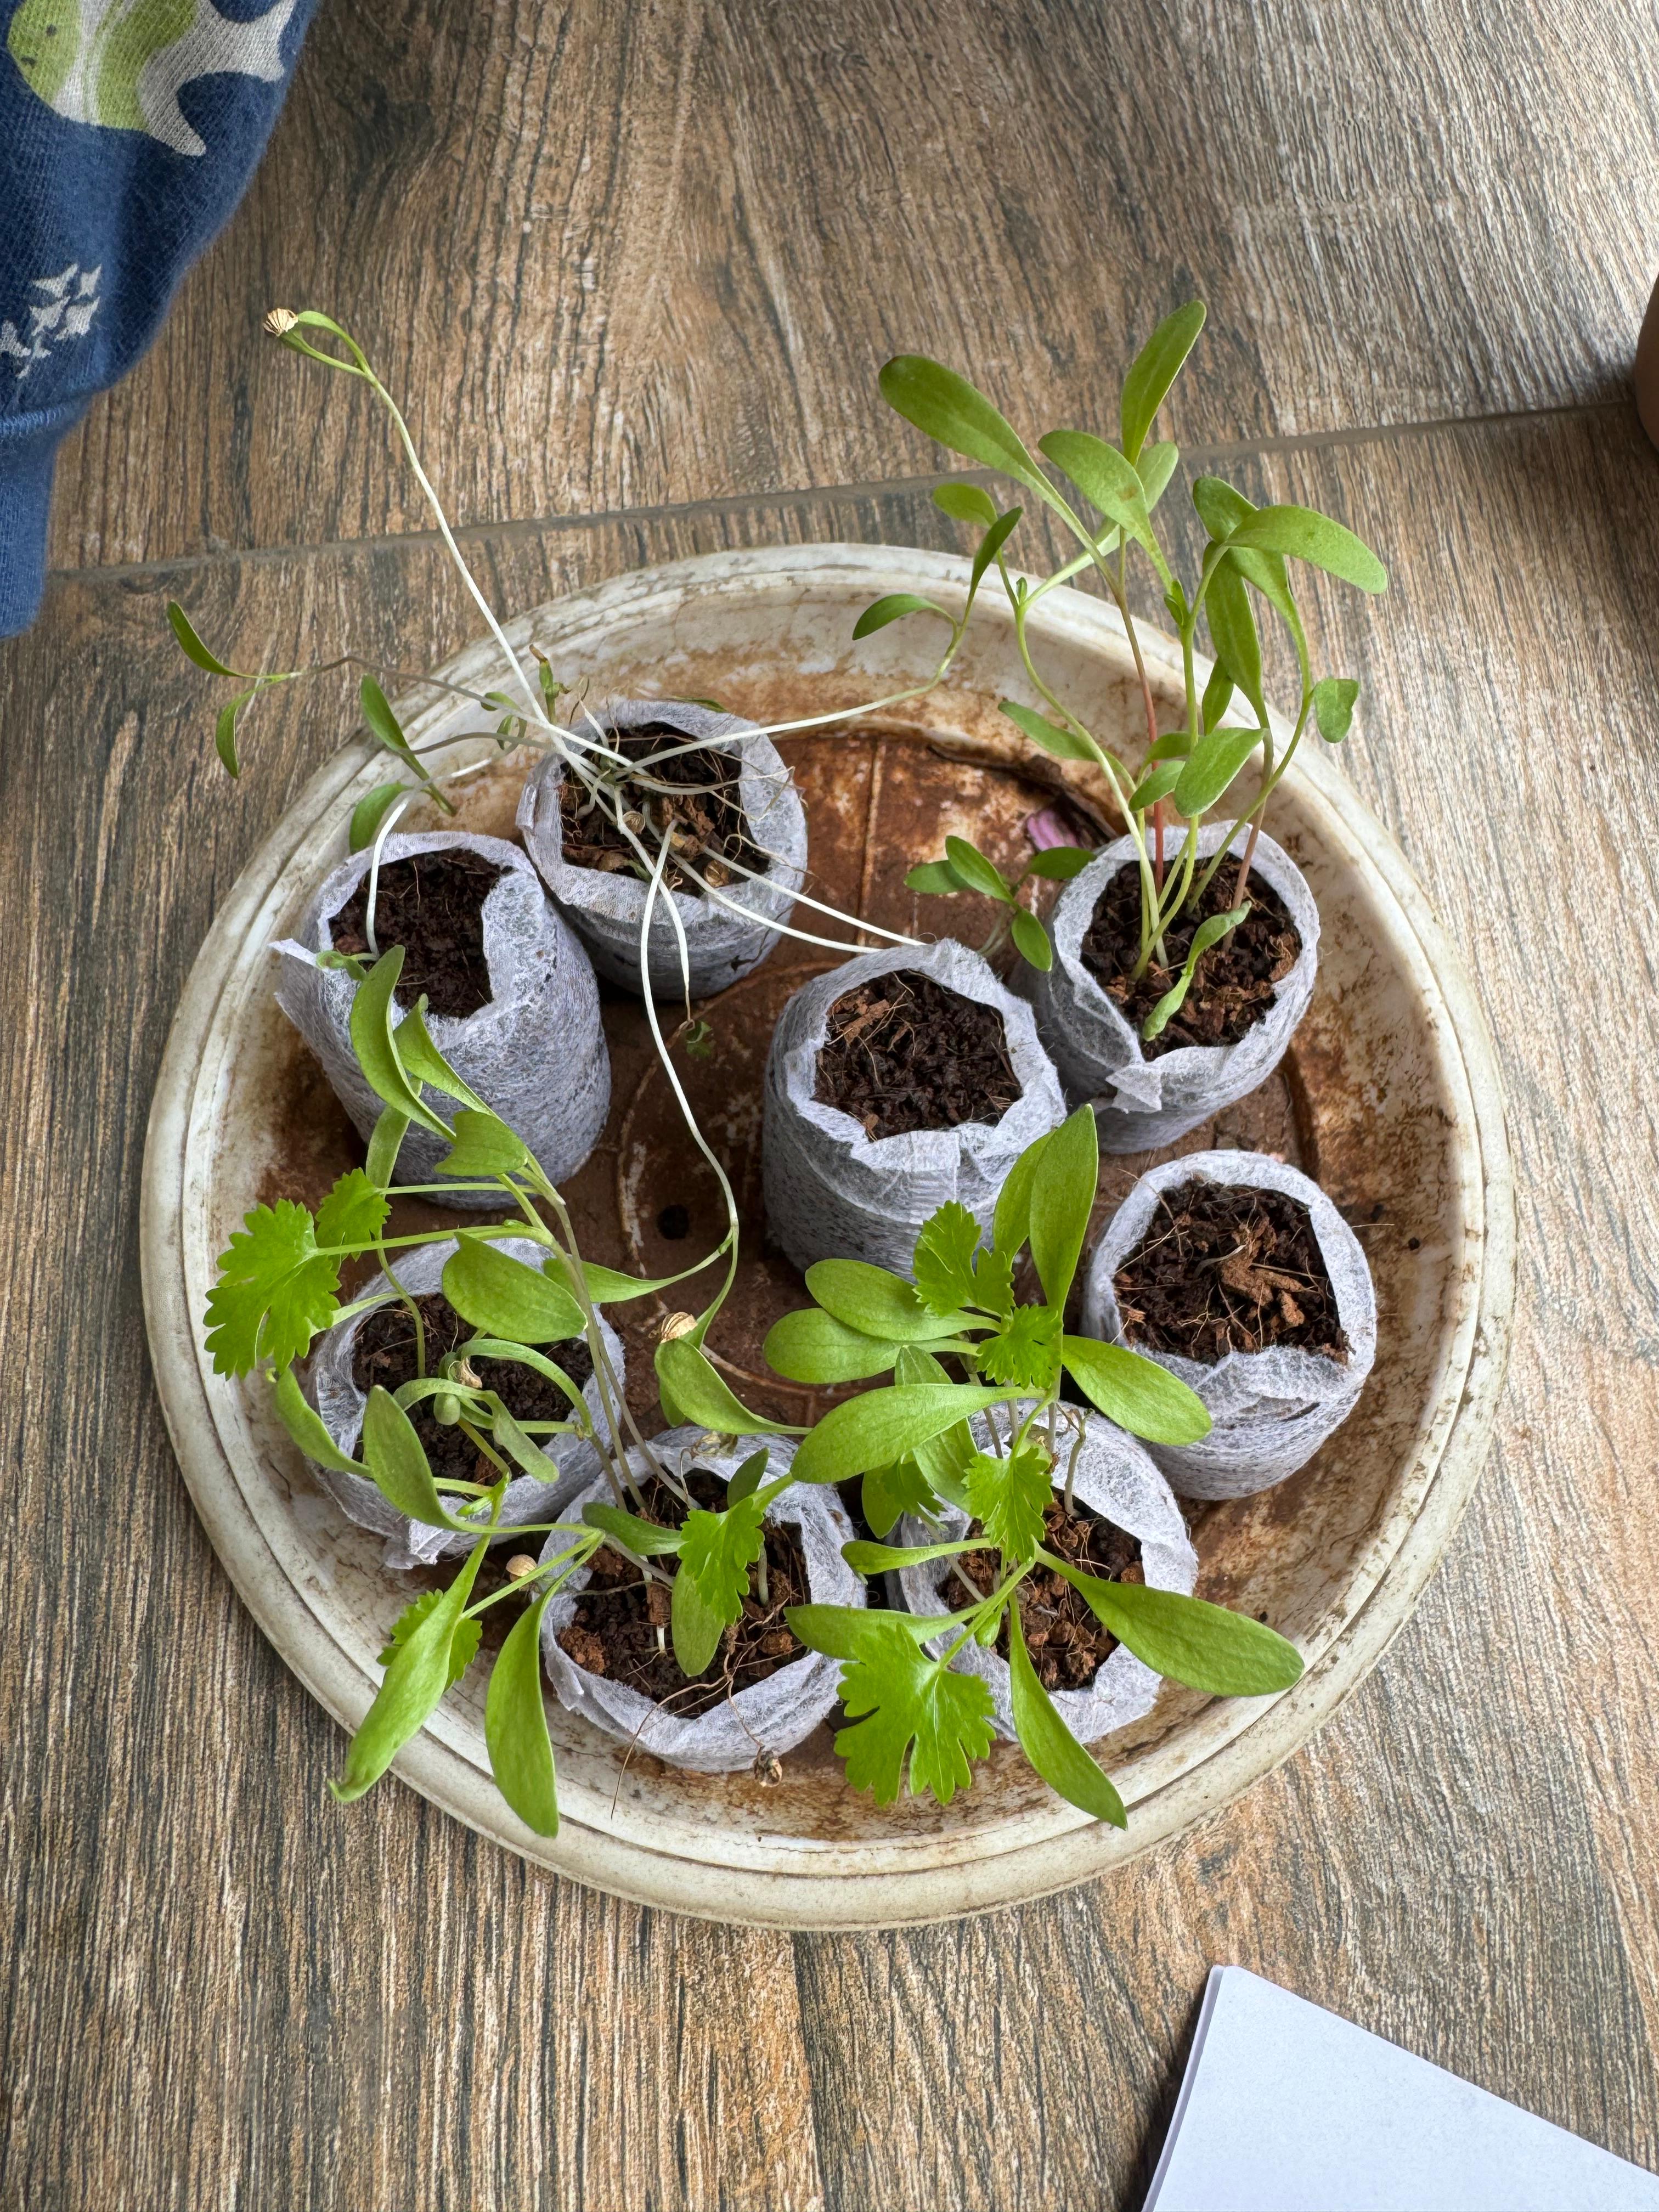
<box><xmin>765</xmin><ymin>1107</ymin><xmax>1305</xmax><ymax>1821</ymax></box>
<box><xmin>870</xmin><ymin>306</ymin><xmax>1386</xmax><ymax>1034</ymax></box>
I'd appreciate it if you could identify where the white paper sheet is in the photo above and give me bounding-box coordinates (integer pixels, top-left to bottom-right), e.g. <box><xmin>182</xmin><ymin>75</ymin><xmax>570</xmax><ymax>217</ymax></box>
<box><xmin>1146</xmin><ymin>1966</ymin><xmax>1659</xmax><ymax>2212</ymax></box>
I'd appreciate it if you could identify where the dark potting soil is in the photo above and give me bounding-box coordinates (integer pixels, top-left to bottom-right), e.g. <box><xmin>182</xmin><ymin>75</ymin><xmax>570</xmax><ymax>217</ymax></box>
<box><xmin>952</xmin><ymin>1495</ymin><xmax>1143</xmax><ymax>1694</ymax></box>
<box><xmin>1080</xmin><ymin>857</ymin><xmax>1300</xmax><ymax>1057</ymax></box>
<box><xmin>815</xmin><ymin>969</ymin><xmax>1019</xmax><ymax>1140</ymax></box>
<box><xmin>558</xmin><ymin>724</ymin><xmax>767</xmax><ymax>894</ymax></box>
<box><xmin>332</xmin><ymin>849</ymin><xmax>505</xmax><ymax>1019</ymax></box>
<box><xmin>349</xmin><ymin>1290</ymin><xmax>592</xmax><ymax>1490</ymax></box>
<box><xmin>555</xmin><ymin>1471</ymin><xmax>809</xmax><ymax>1717</ymax></box>
<box><xmin>1114</xmin><ymin>1180</ymin><xmax>1349</xmax><ymax>1362</ymax></box>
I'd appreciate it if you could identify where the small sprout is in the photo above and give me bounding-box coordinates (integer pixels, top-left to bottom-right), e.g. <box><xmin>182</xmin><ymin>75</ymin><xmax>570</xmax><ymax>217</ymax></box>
<box><xmin>505</xmin><ymin>1554</ymin><xmax>539</xmax><ymax>1581</ymax></box>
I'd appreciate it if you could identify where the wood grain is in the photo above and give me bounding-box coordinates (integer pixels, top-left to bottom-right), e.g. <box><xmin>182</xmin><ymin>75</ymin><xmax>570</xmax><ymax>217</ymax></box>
<box><xmin>5</xmin><ymin>410</ymin><xmax>1659</xmax><ymax>2202</ymax></box>
<box><xmin>44</xmin><ymin>0</ymin><xmax>1659</xmax><ymax>572</ymax></box>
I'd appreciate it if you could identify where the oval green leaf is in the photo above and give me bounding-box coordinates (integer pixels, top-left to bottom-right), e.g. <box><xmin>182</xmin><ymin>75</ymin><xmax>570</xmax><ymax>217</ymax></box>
<box><xmin>1028</xmin><ymin>1105</ymin><xmax>1098</xmax><ymax>1309</ymax></box>
<box><xmin>1171</xmin><ymin>724</ymin><xmax>1263</xmax><ymax>819</ymax></box>
<box><xmin>349</xmin><ymin>781</ymin><xmax>411</xmax><ymax>853</ymax></box>
<box><xmin>1025</xmin><ymin>845</ymin><xmax>1094</xmax><ymax>881</ymax></box>
<box><xmin>878</xmin><ymin>356</ymin><xmax>1046</xmax><ymax>490</ymax></box>
<box><xmin>1204</xmin><ymin>556</ymin><xmax>1265</xmax><ymax>718</ymax></box>
<box><xmin>791</xmin><ymin>1384</ymin><xmax>1009</xmax><ymax>1485</ymax></box>
<box><xmin>1120</xmin><ymin>301</ymin><xmax>1206</xmax><ymax>462</ymax></box>
<box><xmin>1049</xmin><ymin>1569</ymin><xmax>1304</xmax><ymax>1696</ymax></box>
<box><xmin>485</xmin><ymin>1594</ymin><xmax>561</xmax><ymax>1835</ymax></box>
<box><xmin>905</xmin><ymin>858</ymin><xmax>969</xmax><ymax>896</ymax></box>
<box><xmin>765</xmin><ymin>1306</ymin><xmax>904</xmax><ymax>1385</ymax></box>
<box><xmin>1060</xmin><ymin>1334</ymin><xmax>1211</xmax><ymax>1443</ymax></box>
<box><xmin>1313</xmin><ymin>675</ymin><xmax>1359</xmax><ymax>742</ymax></box>
<box><xmin>442</xmin><ymin>1238</ymin><xmax>585</xmax><ymax>1345</ymax></box>
<box><xmin>362</xmin><ymin>1384</ymin><xmax>483</xmax><ymax>1528</ymax></box>
<box><xmin>1228</xmin><ymin>504</ymin><xmax>1388</xmax><ymax>593</ymax></box>
<box><xmin>655</xmin><ymin>1336</ymin><xmax>788</xmax><ymax>1435</ymax></box>
<box><xmin>943</xmin><ymin>835</ymin><xmax>1012</xmax><ymax>904</ymax></box>
<box><xmin>805</xmin><ymin>1258</ymin><xmax>974</xmax><ymax>1342</ymax></box>
<box><xmin>1009</xmin><ymin>907</ymin><xmax>1052</xmax><ymax>972</ymax></box>
<box><xmin>998</xmin><ymin>698</ymin><xmax>1096</xmax><ymax>763</ymax></box>
<box><xmin>331</xmin><ymin>1540</ymin><xmax>487</xmax><ymax>1802</ymax></box>
<box><xmin>933</xmin><ymin>481</ymin><xmax>999</xmax><ymax>526</ymax></box>
<box><xmin>853</xmin><ymin>592</ymin><xmax>951</xmax><ymax>641</ymax></box>
<box><xmin>167</xmin><ymin>599</ymin><xmax>239</xmax><ymax>677</ymax></box>
<box><xmin>1007</xmin><ymin>1605</ymin><xmax>1126</xmax><ymax>1825</ymax></box>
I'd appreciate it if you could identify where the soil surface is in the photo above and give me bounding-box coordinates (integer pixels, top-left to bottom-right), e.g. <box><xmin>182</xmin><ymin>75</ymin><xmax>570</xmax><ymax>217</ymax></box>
<box><xmin>1081</xmin><ymin>856</ymin><xmax>1300</xmax><ymax>1056</ymax></box>
<box><xmin>556</xmin><ymin>1471</ymin><xmax>808</xmax><ymax>1717</ymax></box>
<box><xmin>349</xmin><ymin>1290</ymin><xmax>592</xmax><ymax>1489</ymax></box>
<box><xmin>558</xmin><ymin>724</ymin><xmax>767</xmax><ymax>894</ymax></box>
<box><xmin>815</xmin><ymin>969</ymin><xmax>1019</xmax><ymax>1139</ymax></box>
<box><xmin>952</xmin><ymin>1494</ymin><xmax>1143</xmax><ymax>1693</ymax></box>
<box><xmin>1114</xmin><ymin>1180</ymin><xmax>1349</xmax><ymax>1361</ymax></box>
<box><xmin>332</xmin><ymin>848</ymin><xmax>505</xmax><ymax>1018</ymax></box>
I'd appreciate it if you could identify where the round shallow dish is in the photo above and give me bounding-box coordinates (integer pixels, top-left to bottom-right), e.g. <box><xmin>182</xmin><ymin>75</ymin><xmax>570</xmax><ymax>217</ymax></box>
<box><xmin>141</xmin><ymin>545</ymin><xmax>1514</xmax><ymax>1929</ymax></box>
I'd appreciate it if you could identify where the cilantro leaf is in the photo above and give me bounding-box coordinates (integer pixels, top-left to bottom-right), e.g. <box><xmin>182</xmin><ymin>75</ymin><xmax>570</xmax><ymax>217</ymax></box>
<box><xmin>377</xmin><ymin>1587</ymin><xmax>482</xmax><ymax>1688</ymax></box>
<box><xmin>834</xmin><ymin>1632</ymin><xmax>996</xmax><ymax>1804</ymax></box>
<box><xmin>204</xmin><ymin>1199</ymin><xmax>341</xmax><ymax>1375</ymax></box>
<box><xmin>912</xmin><ymin>1202</ymin><xmax>1015</xmax><ymax>1317</ymax></box>
<box><xmin>975</xmin><ymin>1304</ymin><xmax>1062</xmax><ymax>1391</ymax></box>
<box><xmin>315</xmin><ymin>1167</ymin><xmax>391</xmax><ymax>1257</ymax></box>
<box><xmin>963</xmin><ymin>1443</ymin><xmax>1053</xmax><ymax>1560</ymax></box>
<box><xmin>678</xmin><ymin>1493</ymin><xmax>769</xmax><ymax>1629</ymax></box>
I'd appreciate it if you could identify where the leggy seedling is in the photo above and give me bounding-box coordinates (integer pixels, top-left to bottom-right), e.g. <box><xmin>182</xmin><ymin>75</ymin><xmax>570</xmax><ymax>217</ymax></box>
<box><xmin>760</xmin><ymin>1107</ymin><xmax>1304</xmax><ymax>1819</ymax></box>
<box><xmin>873</xmin><ymin>305</ymin><xmax>1385</xmax><ymax>1033</ymax></box>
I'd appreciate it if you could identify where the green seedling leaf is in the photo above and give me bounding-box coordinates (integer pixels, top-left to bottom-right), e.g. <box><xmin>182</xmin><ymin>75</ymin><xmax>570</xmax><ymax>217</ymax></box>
<box><xmin>933</xmin><ymin>481</ymin><xmax>1000</xmax><ymax>526</ymax></box>
<box><xmin>968</xmin><ymin>506</ymin><xmax>1023</xmax><ymax>600</ymax></box>
<box><xmin>1028</xmin><ymin>1105</ymin><xmax>1098</xmax><ymax>1310</ymax></box>
<box><xmin>671</xmin><ymin>1558</ymin><xmax>729</xmax><ymax>1677</ymax></box>
<box><xmin>348</xmin><ymin>781</ymin><xmax>409</xmax><ymax>852</ymax></box>
<box><xmin>998</xmin><ymin>698</ymin><xmax>1096</xmax><ymax>762</ymax></box>
<box><xmin>912</xmin><ymin>1201</ymin><xmax>1014</xmax><ymax>1318</ymax></box>
<box><xmin>1120</xmin><ymin>301</ymin><xmax>1206</xmax><ymax>462</ymax></box>
<box><xmin>272</xmin><ymin>1362</ymin><xmax>364</xmax><ymax>1477</ymax></box>
<box><xmin>879</xmin><ymin>356</ymin><xmax>1046</xmax><ymax>492</ymax></box>
<box><xmin>347</xmin><ymin>948</ymin><xmax>449</xmax><ymax>1135</ymax></box>
<box><xmin>392</xmin><ymin>1002</ymin><xmax>489</xmax><ymax>1111</ymax></box>
<box><xmin>906</xmin><ymin>857</ymin><xmax>970</xmax><ymax>896</ymax></box>
<box><xmin>1205</xmin><ymin>555</ymin><xmax>1265</xmax><ymax>719</ymax></box>
<box><xmin>807</xmin><ymin>1257</ymin><xmax>975</xmax><ymax>1342</ymax></box>
<box><xmin>1128</xmin><ymin>761</ymin><xmax>1184</xmax><ymax>814</ymax></box>
<box><xmin>656</xmin><ymin>1336</ymin><xmax>787</xmax><ymax>1435</ymax></box>
<box><xmin>787</xmin><ymin>1601</ymin><xmax>953</xmax><ymax>1662</ymax></box>
<box><xmin>1037</xmin><ymin>429</ymin><xmax>1161</xmax><ymax>567</ymax></box>
<box><xmin>764</xmin><ymin>1308</ymin><xmax>902</xmax><ymax>1384</ymax></box>
<box><xmin>791</xmin><ymin>1384</ymin><xmax>1009</xmax><ymax>1485</ymax></box>
<box><xmin>167</xmin><ymin>599</ymin><xmax>241</xmax><ymax>677</ymax></box>
<box><xmin>1009</xmin><ymin>908</ymin><xmax>1052</xmax><ymax>972</ymax></box>
<box><xmin>1192</xmin><ymin>473</ymin><xmax>1256</xmax><ymax>541</ymax></box>
<box><xmin>443</xmin><ymin>1238</ymin><xmax>584</xmax><ymax>1344</ymax></box>
<box><xmin>853</xmin><ymin>592</ymin><xmax>952</xmax><ymax>640</ymax></box>
<box><xmin>892</xmin><ymin>1347</ymin><xmax>976</xmax><ymax>1512</ymax></box>
<box><xmin>359</xmin><ymin>674</ymin><xmax>420</xmax><ymax>766</ymax></box>
<box><xmin>963</xmin><ymin>1441</ymin><xmax>1053</xmax><ymax>1560</ymax></box>
<box><xmin>1026</xmin><ymin>844</ymin><xmax>1093</xmax><ymax>881</ymax></box>
<box><xmin>833</xmin><ymin>1633</ymin><xmax>996</xmax><ymax>1804</ymax></box>
<box><xmin>1147</xmin><ymin>730</ymin><xmax>1193</xmax><ymax>763</ymax></box>
<box><xmin>1313</xmin><ymin>675</ymin><xmax>1360</xmax><ymax>742</ymax></box>
<box><xmin>862</xmin><ymin>1457</ymin><xmax>940</xmax><ymax>1538</ymax></box>
<box><xmin>683</xmin><ymin>1018</ymin><xmax>715</xmax><ymax>1059</ymax></box>
<box><xmin>1047</xmin><ymin>1568</ymin><xmax>1304</xmax><ymax>1696</ymax></box>
<box><xmin>1061</xmin><ymin>1334</ymin><xmax>1212</xmax><ymax>1443</ymax></box>
<box><xmin>1007</xmin><ymin>1606</ymin><xmax>1126</xmax><ymax>1825</ymax></box>
<box><xmin>943</xmin><ymin>835</ymin><xmax>1012</xmax><ymax>904</ymax></box>
<box><xmin>679</xmin><ymin>1491</ymin><xmax>770</xmax><ymax>1651</ymax></box>
<box><xmin>544</xmin><ymin>1253</ymin><xmax>707</xmax><ymax>1307</ymax></box>
<box><xmin>582</xmin><ymin>1503</ymin><xmax>684</xmax><ymax>1557</ymax></box>
<box><xmin>1172</xmin><ymin>725</ymin><xmax>1263</xmax><ymax>819</ymax></box>
<box><xmin>215</xmin><ymin>690</ymin><xmax>254</xmax><ymax>777</ymax></box>
<box><xmin>843</xmin><ymin>1537</ymin><xmax>975</xmax><ymax>1573</ymax></box>
<box><xmin>1228</xmin><ymin>504</ymin><xmax>1388</xmax><ymax>593</ymax></box>
<box><xmin>364</xmin><ymin>1105</ymin><xmax>410</xmax><ymax>1192</ymax></box>
<box><xmin>332</xmin><ymin>1539</ymin><xmax>488</xmax><ymax>1803</ymax></box>
<box><xmin>975</xmin><ymin>1305</ymin><xmax>1062</xmax><ymax>1394</ymax></box>
<box><xmin>379</xmin><ymin>1585</ymin><xmax>482</xmax><ymax>1685</ymax></box>
<box><xmin>1201</xmin><ymin>661</ymin><xmax>1235</xmax><ymax>735</ymax></box>
<box><xmin>1140</xmin><ymin>907</ymin><xmax>1251</xmax><ymax>1044</ymax></box>
<box><xmin>362</xmin><ymin>1385</ymin><xmax>486</xmax><ymax>1530</ymax></box>
<box><xmin>1137</xmin><ymin>439</ymin><xmax>1180</xmax><ymax>510</ymax></box>
<box><xmin>727</xmin><ymin>1447</ymin><xmax>771</xmax><ymax>1504</ymax></box>
<box><xmin>437</xmin><ymin>1108</ymin><xmax>529</xmax><ymax>1180</ymax></box>
<box><xmin>314</xmin><ymin>1167</ymin><xmax>390</xmax><ymax>1258</ymax></box>
<box><xmin>992</xmin><ymin>1130</ymin><xmax>1051</xmax><ymax>1259</ymax></box>
<box><xmin>486</xmin><ymin>1593</ymin><xmax>561</xmax><ymax>1834</ymax></box>
<box><xmin>204</xmin><ymin>1199</ymin><xmax>339</xmax><ymax>1375</ymax></box>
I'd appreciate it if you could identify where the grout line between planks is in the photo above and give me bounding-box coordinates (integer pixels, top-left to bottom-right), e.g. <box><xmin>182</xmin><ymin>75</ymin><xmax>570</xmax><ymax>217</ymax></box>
<box><xmin>43</xmin><ymin>392</ymin><xmax>1633</xmax><ymax>590</ymax></box>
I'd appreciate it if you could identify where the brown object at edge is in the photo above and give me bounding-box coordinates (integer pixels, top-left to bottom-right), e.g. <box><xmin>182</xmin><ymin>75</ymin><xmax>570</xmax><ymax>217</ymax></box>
<box><xmin>1638</xmin><ymin>276</ymin><xmax>1659</xmax><ymax>449</ymax></box>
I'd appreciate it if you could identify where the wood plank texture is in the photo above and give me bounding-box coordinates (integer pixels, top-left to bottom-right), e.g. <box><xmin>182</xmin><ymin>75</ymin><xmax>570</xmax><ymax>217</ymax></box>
<box><xmin>46</xmin><ymin>0</ymin><xmax>1659</xmax><ymax>571</ymax></box>
<box><xmin>7</xmin><ymin>0</ymin><xmax>1659</xmax><ymax>2198</ymax></box>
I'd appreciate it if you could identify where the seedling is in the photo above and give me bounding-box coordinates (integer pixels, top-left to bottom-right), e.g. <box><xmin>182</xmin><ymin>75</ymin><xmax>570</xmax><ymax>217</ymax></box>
<box><xmin>868</xmin><ymin>304</ymin><xmax>1386</xmax><ymax>1032</ymax></box>
<box><xmin>761</xmin><ymin>1107</ymin><xmax>1304</xmax><ymax>1819</ymax></box>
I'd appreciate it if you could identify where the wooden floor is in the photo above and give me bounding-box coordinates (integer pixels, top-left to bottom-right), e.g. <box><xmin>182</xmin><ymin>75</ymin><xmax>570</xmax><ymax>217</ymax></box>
<box><xmin>4</xmin><ymin>3</ymin><xmax>1659</xmax><ymax>2205</ymax></box>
